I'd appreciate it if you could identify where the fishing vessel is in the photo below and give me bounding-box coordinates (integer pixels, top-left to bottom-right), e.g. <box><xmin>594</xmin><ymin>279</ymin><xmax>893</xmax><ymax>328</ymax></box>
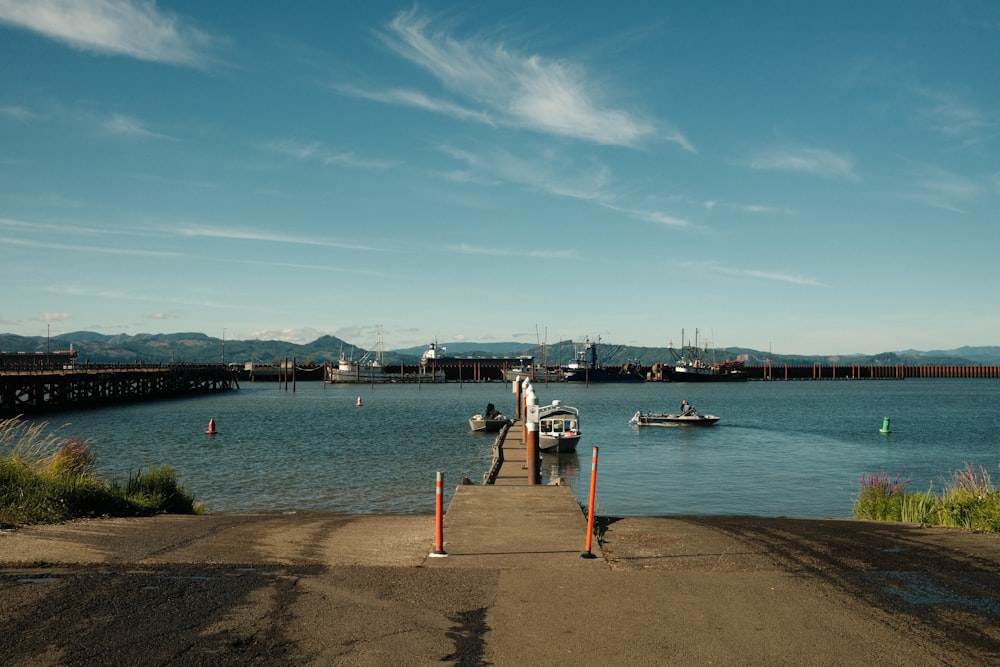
<box><xmin>665</xmin><ymin>329</ymin><xmax>747</xmax><ymax>382</ymax></box>
<box><xmin>562</xmin><ymin>337</ymin><xmax>645</xmax><ymax>383</ymax></box>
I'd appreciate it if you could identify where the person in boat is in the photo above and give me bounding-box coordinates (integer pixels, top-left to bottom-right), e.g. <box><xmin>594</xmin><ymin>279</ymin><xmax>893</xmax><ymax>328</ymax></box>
<box><xmin>680</xmin><ymin>399</ymin><xmax>694</xmax><ymax>416</ymax></box>
<box><xmin>484</xmin><ymin>403</ymin><xmax>499</xmax><ymax>419</ymax></box>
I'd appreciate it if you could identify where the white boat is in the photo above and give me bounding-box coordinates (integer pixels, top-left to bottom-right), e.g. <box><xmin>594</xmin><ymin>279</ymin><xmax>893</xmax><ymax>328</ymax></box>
<box><xmin>469</xmin><ymin>403</ymin><xmax>509</xmax><ymax>432</ymax></box>
<box><xmin>537</xmin><ymin>400</ymin><xmax>582</xmax><ymax>453</ymax></box>
<box><xmin>629</xmin><ymin>409</ymin><xmax>720</xmax><ymax>427</ymax></box>
<box><xmin>665</xmin><ymin>328</ymin><xmax>747</xmax><ymax>382</ymax></box>
<box><xmin>469</xmin><ymin>414</ymin><xmax>510</xmax><ymax>432</ymax></box>
<box><xmin>327</xmin><ymin>328</ymin><xmax>443</xmax><ymax>383</ymax></box>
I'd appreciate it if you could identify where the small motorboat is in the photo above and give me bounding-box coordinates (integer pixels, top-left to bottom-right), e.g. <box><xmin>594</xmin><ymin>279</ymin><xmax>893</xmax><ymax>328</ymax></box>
<box><xmin>469</xmin><ymin>402</ymin><xmax>509</xmax><ymax>432</ymax></box>
<box><xmin>469</xmin><ymin>414</ymin><xmax>510</xmax><ymax>432</ymax></box>
<box><xmin>630</xmin><ymin>409</ymin><xmax>720</xmax><ymax>427</ymax></box>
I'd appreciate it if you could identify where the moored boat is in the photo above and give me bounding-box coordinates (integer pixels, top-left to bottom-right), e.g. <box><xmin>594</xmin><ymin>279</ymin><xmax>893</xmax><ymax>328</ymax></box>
<box><xmin>562</xmin><ymin>337</ymin><xmax>644</xmax><ymax>383</ymax></box>
<box><xmin>503</xmin><ymin>362</ymin><xmax>565</xmax><ymax>383</ymax></box>
<box><xmin>537</xmin><ymin>400</ymin><xmax>582</xmax><ymax>452</ymax></box>
<box><xmin>665</xmin><ymin>329</ymin><xmax>747</xmax><ymax>382</ymax></box>
<box><xmin>469</xmin><ymin>403</ymin><xmax>509</xmax><ymax>432</ymax></box>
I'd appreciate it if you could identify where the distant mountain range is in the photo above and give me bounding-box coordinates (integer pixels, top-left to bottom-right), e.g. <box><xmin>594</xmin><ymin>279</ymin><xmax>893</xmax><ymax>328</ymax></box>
<box><xmin>3</xmin><ymin>331</ymin><xmax>1000</xmax><ymax>367</ymax></box>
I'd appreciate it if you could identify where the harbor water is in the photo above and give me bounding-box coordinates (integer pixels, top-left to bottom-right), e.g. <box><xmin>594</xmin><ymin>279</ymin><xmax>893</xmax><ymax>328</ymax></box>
<box><xmin>25</xmin><ymin>379</ymin><xmax>1000</xmax><ymax>519</ymax></box>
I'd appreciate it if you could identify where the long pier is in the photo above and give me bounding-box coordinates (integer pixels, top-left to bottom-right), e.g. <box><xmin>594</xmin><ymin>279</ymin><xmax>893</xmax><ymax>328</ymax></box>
<box><xmin>433</xmin><ymin>401</ymin><xmax>603</xmax><ymax>566</ymax></box>
<box><xmin>744</xmin><ymin>363</ymin><xmax>1000</xmax><ymax>380</ymax></box>
<box><xmin>0</xmin><ymin>364</ymin><xmax>238</xmax><ymax>417</ymax></box>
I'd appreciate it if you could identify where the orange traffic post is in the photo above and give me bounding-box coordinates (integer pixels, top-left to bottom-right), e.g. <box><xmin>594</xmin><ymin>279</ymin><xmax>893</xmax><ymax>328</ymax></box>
<box><xmin>581</xmin><ymin>446</ymin><xmax>599</xmax><ymax>558</ymax></box>
<box><xmin>430</xmin><ymin>471</ymin><xmax>448</xmax><ymax>557</ymax></box>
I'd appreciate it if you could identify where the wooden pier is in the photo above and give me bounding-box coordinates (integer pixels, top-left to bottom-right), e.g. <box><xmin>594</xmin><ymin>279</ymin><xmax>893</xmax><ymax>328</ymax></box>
<box><xmin>0</xmin><ymin>364</ymin><xmax>238</xmax><ymax>417</ymax></box>
<box><xmin>745</xmin><ymin>363</ymin><xmax>1000</xmax><ymax>380</ymax></box>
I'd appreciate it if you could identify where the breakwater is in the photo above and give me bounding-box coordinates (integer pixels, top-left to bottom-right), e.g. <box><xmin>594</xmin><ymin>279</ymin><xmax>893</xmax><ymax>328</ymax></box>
<box><xmin>0</xmin><ymin>364</ymin><xmax>238</xmax><ymax>417</ymax></box>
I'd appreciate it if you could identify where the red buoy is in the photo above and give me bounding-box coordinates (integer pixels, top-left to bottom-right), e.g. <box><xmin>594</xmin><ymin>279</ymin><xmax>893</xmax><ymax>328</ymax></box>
<box><xmin>206</xmin><ymin>418</ymin><xmax>217</xmax><ymax>435</ymax></box>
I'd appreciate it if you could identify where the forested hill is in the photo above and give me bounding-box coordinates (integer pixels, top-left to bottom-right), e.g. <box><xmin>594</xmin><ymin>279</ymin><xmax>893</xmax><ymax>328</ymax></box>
<box><xmin>2</xmin><ymin>332</ymin><xmax>999</xmax><ymax>367</ymax></box>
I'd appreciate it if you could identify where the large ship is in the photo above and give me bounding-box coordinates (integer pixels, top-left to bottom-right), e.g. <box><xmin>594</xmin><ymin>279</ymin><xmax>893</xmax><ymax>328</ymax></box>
<box><xmin>420</xmin><ymin>342</ymin><xmax>531</xmax><ymax>382</ymax></box>
<box><xmin>562</xmin><ymin>337</ymin><xmax>645</xmax><ymax>383</ymax></box>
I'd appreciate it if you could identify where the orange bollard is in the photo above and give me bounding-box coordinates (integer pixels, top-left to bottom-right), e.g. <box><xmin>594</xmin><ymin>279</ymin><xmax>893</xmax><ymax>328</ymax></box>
<box><xmin>206</xmin><ymin>418</ymin><xmax>217</xmax><ymax>435</ymax></box>
<box><xmin>581</xmin><ymin>446</ymin><xmax>599</xmax><ymax>558</ymax></box>
<box><xmin>429</xmin><ymin>471</ymin><xmax>448</xmax><ymax>557</ymax></box>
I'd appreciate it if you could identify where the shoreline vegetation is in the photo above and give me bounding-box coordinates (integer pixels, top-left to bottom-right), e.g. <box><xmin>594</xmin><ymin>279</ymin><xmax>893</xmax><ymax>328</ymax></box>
<box><xmin>3</xmin><ymin>416</ymin><xmax>999</xmax><ymax>533</ymax></box>
<box><xmin>0</xmin><ymin>417</ymin><xmax>200</xmax><ymax>528</ymax></box>
<box><xmin>854</xmin><ymin>465</ymin><xmax>1000</xmax><ymax>532</ymax></box>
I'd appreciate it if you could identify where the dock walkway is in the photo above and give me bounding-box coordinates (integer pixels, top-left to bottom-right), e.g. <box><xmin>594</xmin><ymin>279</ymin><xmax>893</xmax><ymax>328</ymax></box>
<box><xmin>431</xmin><ymin>417</ymin><xmax>604</xmax><ymax>568</ymax></box>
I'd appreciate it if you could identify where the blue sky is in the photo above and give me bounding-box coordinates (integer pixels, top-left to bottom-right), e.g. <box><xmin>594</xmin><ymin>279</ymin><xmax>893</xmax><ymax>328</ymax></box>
<box><xmin>1</xmin><ymin>1</ymin><xmax>998</xmax><ymax>356</ymax></box>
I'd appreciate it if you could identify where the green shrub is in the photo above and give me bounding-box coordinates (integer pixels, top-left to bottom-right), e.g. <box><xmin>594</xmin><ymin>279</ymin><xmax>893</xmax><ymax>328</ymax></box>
<box><xmin>856</xmin><ymin>463</ymin><xmax>1000</xmax><ymax>533</ymax></box>
<box><xmin>1</xmin><ymin>417</ymin><xmax>200</xmax><ymax>527</ymax></box>
<box><xmin>854</xmin><ymin>472</ymin><xmax>909</xmax><ymax>521</ymax></box>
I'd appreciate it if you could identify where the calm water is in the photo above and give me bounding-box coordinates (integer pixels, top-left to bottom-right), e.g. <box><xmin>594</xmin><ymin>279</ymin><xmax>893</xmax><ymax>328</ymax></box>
<box><xmin>25</xmin><ymin>379</ymin><xmax>1000</xmax><ymax>519</ymax></box>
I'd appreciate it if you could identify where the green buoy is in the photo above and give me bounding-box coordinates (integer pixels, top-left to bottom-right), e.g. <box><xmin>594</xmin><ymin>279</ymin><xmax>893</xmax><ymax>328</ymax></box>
<box><xmin>879</xmin><ymin>417</ymin><xmax>891</xmax><ymax>434</ymax></box>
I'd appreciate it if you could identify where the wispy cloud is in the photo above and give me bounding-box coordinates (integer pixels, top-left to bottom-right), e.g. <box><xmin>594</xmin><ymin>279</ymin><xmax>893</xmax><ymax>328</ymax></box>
<box><xmin>445</xmin><ymin>243</ymin><xmax>575</xmax><ymax>260</ymax></box>
<box><xmin>680</xmin><ymin>261</ymin><xmax>824</xmax><ymax>287</ymax></box>
<box><xmin>0</xmin><ymin>105</ymin><xmax>37</xmax><ymax>121</ymax></box>
<box><xmin>263</xmin><ymin>139</ymin><xmax>397</xmax><ymax>169</ymax></box>
<box><xmin>600</xmin><ymin>202</ymin><xmax>692</xmax><ymax>229</ymax></box>
<box><xmin>440</xmin><ymin>143</ymin><xmax>613</xmax><ymax>202</ymax></box>
<box><xmin>914</xmin><ymin>87</ymin><xmax>996</xmax><ymax>148</ymax></box>
<box><xmin>704</xmin><ymin>201</ymin><xmax>786</xmax><ymax>214</ymax></box>
<box><xmin>353</xmin><ymin>8</ymin><xmax>665</xmax><ymax>149</ymax></box>
<box><xmin>41</xmin><ymin>312</ymin><xmax>71</xmax><ymax>322</ymax></box>
<box><xmin>2</xmin><ymin>236</ymin><xmax>180</xmax><ymax>258</ymax></box>
<box><xmin>0</xmin><ymin>0</ymin><xmax>217</xmax><ymax>67</ymax></box>
<box><xmin>175</xmin><ymin>224</ymin><xmax>381</xmax><ymax>252</ymax></box>
<box><xmin>900</xmin><ymin>163</ymin><xmax>984</xmax><ymax>212</ymax></box>
<box><xmin>101</xmin><ymin>112</ymin><xmax>171</xmax><ymax>139</ymax></box>
<box><xmin>750</xmin><ymin>146</ymin><xmax>859</xmax><ymax>182</ymax></box>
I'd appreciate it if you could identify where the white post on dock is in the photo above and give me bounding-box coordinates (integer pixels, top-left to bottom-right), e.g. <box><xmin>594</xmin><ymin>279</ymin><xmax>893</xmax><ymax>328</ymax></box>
<box><xmin>525</xmin><ymin>391</ymin><xmax>539</xmax><ymax>485</ymax></box>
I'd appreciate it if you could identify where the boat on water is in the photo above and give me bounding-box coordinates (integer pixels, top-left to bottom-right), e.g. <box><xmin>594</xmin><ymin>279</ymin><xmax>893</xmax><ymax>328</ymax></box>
<box><xmin>420</xmin><ymin>342</ymin><xmax>528</xmax><ymax>381</ymax></box>
<box><xmin>502</xmin><ymin>361</ymin><xmax>565</xmax><ymax>383</ymax></box>
<box><xmin>665</xmin><ymin>329</ymin><xmax>747</xmax><ymax>382</ymax></box>
<box><xmin>469</xmin><ymin>403</ymin><xmax>510</xmax><ymax>432</ymax></box>
<box><xmin>630</xmin><ymin>409</ymin><xmax>720</xmax><ymax>427</ymax></box>
<box><xmin>562</xmin><ymin>337</ymin><xmax>645</xmax><ymax>383</ymax></box>
<box><xmin>326</xmin><ymin>328</ymin><xmax>443</xmax><ymax>383</ymax></box>
<box><xmin>537</xmin><ymin>400</ymin><xmax>582</xmax><ymax>453</ymax></box>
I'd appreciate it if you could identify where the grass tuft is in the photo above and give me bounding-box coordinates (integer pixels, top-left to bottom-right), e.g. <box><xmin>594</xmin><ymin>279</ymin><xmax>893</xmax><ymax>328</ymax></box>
<box><xmin>855</xmin><ymin>463</ymin><xmax>1000</xmax><ymax>532</ymax></box>
<box><xmin>1</xmin><ymin>416</ymin><xmax>201</xmax><ymax>528</ymax></box>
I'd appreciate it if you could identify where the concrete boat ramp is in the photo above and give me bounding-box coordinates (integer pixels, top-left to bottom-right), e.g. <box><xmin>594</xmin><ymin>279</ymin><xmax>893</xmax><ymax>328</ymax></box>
<box><xmin>5</xmin><ymin>416</ymin><xmax>1000</xmax><ymax>663</ymax></box>
<box><xmin>430</xmin><ymin>417</ymin><xmax>603</xmax><ymax>568</ymax></box>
